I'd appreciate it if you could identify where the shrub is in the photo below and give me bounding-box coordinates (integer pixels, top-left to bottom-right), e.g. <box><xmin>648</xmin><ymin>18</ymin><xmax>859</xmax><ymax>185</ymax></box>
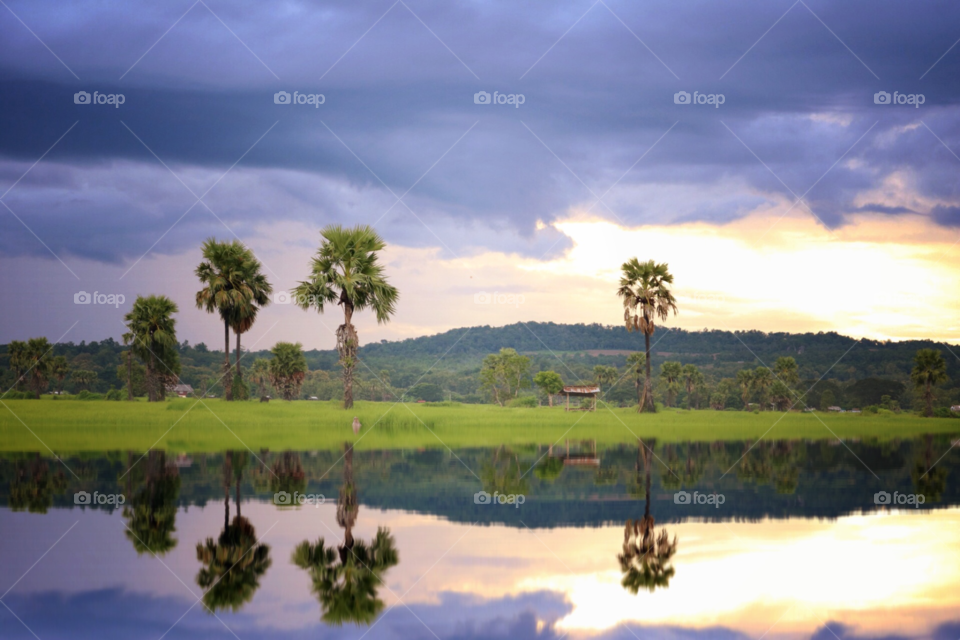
<box><xmin>507</xmin><ymin>395</ymin><xmax>538</xmax><ymax>408</ymax></box>
<box><xmin>106</xmin><ymin>389</ymin><xmax>123</xmax><ymax>401</ymax></box>
<box><xmin>231</xmin><ymin>375</ymin><xmax>250</xmax><ymax>401</ymax></box>
<box><xmin>77</xmin><ymin>390</ymin><xmax>104</xmax><ymax>400</ymax></box>
<box><xmin>1</xmin><ymin>391</ymin><xmax>35</xmax><ymax>400</ymax></box>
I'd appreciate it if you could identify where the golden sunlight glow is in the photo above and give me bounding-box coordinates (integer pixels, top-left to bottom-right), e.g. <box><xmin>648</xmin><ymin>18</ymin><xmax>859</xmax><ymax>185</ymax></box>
<box><xmin>374</xmin><ymin>209</ymin><xmax>960</xmax><ymax>344</ymax></box>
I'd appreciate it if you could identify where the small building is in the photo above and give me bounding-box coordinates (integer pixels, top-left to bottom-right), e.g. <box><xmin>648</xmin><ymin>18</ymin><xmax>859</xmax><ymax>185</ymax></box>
<box><xmin>850</xmin><ymin>408</ymin><xmax>862</xmax><ymax>414</ymax></box>
<box><xmin>562</xmin><ymin>385</ymin><xmax>600</xmax><ymax>412</ymax></box>
<box><xmin>951</xmin><ymin>405</ymin><xmax>960</xmax><ymax>413</ymax></box>
<box><xmin>827</xmin><ymin>406</ymin><xmax>842</xmax><ymax>412</ymax></box>
<box><xmin>167</xmin><ymin>384</ymin><xmax>193</xmax><ymax>398</ymax></box>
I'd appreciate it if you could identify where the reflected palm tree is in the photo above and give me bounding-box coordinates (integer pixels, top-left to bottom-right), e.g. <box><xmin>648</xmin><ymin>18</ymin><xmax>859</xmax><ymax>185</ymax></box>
<box><xmin>293</xmin><ymin>443</ymin><xmax>399</xmax><ymax>625</ymax></box>
<box><xmin>9</xmin><ymin>453</ymin><xmax>67</xmax><ymax>513</ymax></box>
<box><xmin>912</xmin><ymin>434</ymin><xmax>948</xmax><ymax>503</ymax></box>
<box><xmin>619</xmin><ymin>439</ymin><xmax>678</xmax><ymax>594</ymax></box>
<box><xmin>270</xmin><ymin>451</ymin><xmax>307</xmax><ymax>498</ymax></box>
<box><xmin>481</xmin><ymin>445</ymin><xmax>529</xmax><ymax>497</ymax></box>
<box><xmin>123</xmin><ymin>450</ymin><xmax>181</xmax><ymax>555</ymax></box>
<box><xmin>195</xmin><ymin>451</ymin><xmax>271</xmax><ymax>612</ymax></box>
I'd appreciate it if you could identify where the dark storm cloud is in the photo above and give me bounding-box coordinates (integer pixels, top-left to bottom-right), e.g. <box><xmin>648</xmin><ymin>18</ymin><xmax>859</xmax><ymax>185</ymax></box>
<box><xmin>2</xmin><ymin>0</ymin><xmax>960</xmax><ymax>262</ymax></box>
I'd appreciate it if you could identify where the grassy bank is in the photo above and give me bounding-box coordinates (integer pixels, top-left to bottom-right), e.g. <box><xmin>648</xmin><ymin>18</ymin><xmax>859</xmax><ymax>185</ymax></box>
<box><xmin>1</xmin><ymin>398</ymin><xmax>958</xmax><ymax>453</ymax></box>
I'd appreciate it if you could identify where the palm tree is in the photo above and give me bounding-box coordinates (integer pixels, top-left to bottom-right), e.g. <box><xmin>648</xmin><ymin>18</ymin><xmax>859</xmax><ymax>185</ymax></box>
<box><xmin>681</xmin><ymin>364</ymin><xmax>705</xmax><ymax>409</ymax></box>
<box><xmin>227</xmin><ymin>250</ymin><xmax>272</xmax><ymax>389</ymax></box>
<box><xmin>752</xmin><ymin>367</ymin><xmax>774</xmax><ymax>410</ymax></box>
<box><xmin>293</xmin><ymin>225</ymin><xmax>399</xmax><ymax>409</ymax></box>
<box><xmin>70</xmin><ymin>369</ymin><xmax>98</xmax><ymax>392</ymax></box>
<box><xmin>195</xmin><ymin>239</ymin><xmax>263</xmax><ymax>401</ymax></box>
<box><xmin>123</xmin><ymin>295</ymin><xmax>180</xmax><ymax>402</ymax></box>
<box><xmin>618</xmin><ymin>259</ymin><xmax>678</xmax><ymax>412</ymax></box>
<box><xmin>912</xmin><ymin>434</ymin><xmax>948</xmax><ymax>502</ymax></box>
<box><xmin>51</xmin><ymin>356</ymin><xmax>69</xmax><ymax>394</ymax></box>
<box><xmin>659</xmin><ymin>361</ymin><xmax>682</xmax><ymax>407</ymax></box>
<box><xmin>379</xmin><ymin>370</ymin><xmax>392</xmax><ymax>402</ymax></box>
<box><xmin>23</xmin><ymin>337</ymin><xmax>53</xmax><ymax>398</ymax></box>
<box><xmin>593</xmin><ymin>365</ymin><xmax>618</xmax><ymax>394</ymax></box>
<box><xmin>911</xmin><ymin>349</ymin><xmax>948</xmax><ymax>417</ymax></box>
<box><xmin>249</xmin><ymin>358</ymin><xmax>271</xmax><ymax>400</ymax></box>
<box><xmin>268</xmin><ymin>342</ymin><xmax>307</xmax><ymax>400</ymax></box>
<box><xmin>7</xmin><ymin>340</ymin><xmax>27</xmax><ymax>392</ymax></box>
<box><xmin>196</xmin><ymin>452</ymin><xmax>271</xmax><ymax>612</ymax></box>
<box><xmin>619</xmin><ymin>439</ymin><xmax>677</xmax><ymax>593</ymax></box>
<box><xmin>292</xmin><ymin>443</ymin><xmax>399</xmax><ymax>625</ymax></box>
<box><xmin>737</xmin><ymin>369</ymin><xmax>754</xmax><ymax>410</ymax></box>
<box><xmin>626</xmin><ymin>352</ymin><xmax>646</xmax><ymax>408</ymax></box>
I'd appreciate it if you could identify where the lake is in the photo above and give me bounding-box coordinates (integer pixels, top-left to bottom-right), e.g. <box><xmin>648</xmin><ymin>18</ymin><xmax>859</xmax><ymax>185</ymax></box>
<box><xmin>2</xmin><ymin>435</ymin><xmax>958</xmax><ymax>639</ymax></box>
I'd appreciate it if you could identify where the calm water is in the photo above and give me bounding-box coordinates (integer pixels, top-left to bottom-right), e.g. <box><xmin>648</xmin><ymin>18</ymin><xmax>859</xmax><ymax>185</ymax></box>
<box><xmin>2</xmin><ymin>436</ymin><xmax>959</xmax><ymax>640</ymax></box>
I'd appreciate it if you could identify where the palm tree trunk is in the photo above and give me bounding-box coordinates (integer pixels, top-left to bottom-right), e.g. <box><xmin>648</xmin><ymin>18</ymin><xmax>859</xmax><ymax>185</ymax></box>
<box><xmin>641</xmin><ymin>331</ymin><xmax>655</xmax><ymax>412</ymax></box>
<box><xmin>223</xmin><ymin>318</ymin><xmax>233</xmax><ymax>401</ymax></box>
<box><xmin>235</xmin><ymin>331</ymin><xmax>242</xmax><ymax>381</ymax></box>
<box><xmin>342</xmin><ymin>305</ymin><xmax>355</xmax><ymax>410</ymax></box>
<box><xmin>925</xmin><ymin>381</ymin><xmax>933</xmax><ymax>417</ymax></box>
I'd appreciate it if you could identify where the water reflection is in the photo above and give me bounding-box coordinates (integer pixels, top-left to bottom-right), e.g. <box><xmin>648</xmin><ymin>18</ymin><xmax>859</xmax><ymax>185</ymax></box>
<box><xmin>619</xmin><ymin>439</ymin><xmax>678</xmax><ymax>593</ymax></box>
<box><xmin>195</xmin><ymin>451</ymin><xmax>271</xmax><ymax>612</ymax></box>
<box><xmin>292</xmin><ymin>443</ymin><xmax>399</xmax><ymax>625</ymax></box>
<box><xmin>123</xmin><ymin>450</ymin><xmax>180</xmax><ymax>555</ymax></box>
<box><xmin>9</xmin><ymin>453</ymin><xmax>67</xmax><ymax>513</ymax></box>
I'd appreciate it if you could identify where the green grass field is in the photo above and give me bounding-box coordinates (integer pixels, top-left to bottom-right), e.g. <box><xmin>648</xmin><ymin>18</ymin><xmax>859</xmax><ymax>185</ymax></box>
<box><xmin>1</xmin><ymin>398</ymin><xmax>958</xmax><ymax>453</ymax></box>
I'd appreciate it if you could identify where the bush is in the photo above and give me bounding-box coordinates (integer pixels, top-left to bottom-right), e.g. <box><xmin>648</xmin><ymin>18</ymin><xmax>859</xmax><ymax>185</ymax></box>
<box><xmin>106</xmin><ymin>389</ymin><xmax>123</xmax><ymax>401</ymax></box>
<box><xmin>933</xmin><ymin>407</ymin><xmax>959</xmax><ymax>419</ymax></box>
<box><xmin>77</xmin><ymin>390</ymin><xmax>104</xmax><ymax>400</ymax></box>
<box><xmin>507</xmin><ymin>395</ymin><xmax>538</xmax><ymax>408</ymax></box>
<box><xmin>422</xmin><ymin>401</ymin><xmax>462</xmax><ymax>408</ymax></box>
<box><xmin>0</xmin><ymin>391</ymin><xmax>35</xmax><ymax>400</ymax></box>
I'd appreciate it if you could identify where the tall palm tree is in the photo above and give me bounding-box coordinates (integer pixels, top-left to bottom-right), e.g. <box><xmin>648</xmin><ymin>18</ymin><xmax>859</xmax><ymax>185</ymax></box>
<box><xmin>619</xmin><ymin>439</ymin><xmax>677</xmax><ymax>593</ymax></box>
<box><xmin>123</xmin><ymin>295</ymin><xmax>180</xmax><ymax>402</ymax></box>
<box><xmin>195</xmin><ymin>239</ymin><xmax>267</xmax><ymax>401</ymax></box>
<box><xmin>71</xmin><ymin>369</ymin><xmax>98</xmax><ymax>391</ymax></box>
<box><xmin>911</xmin><ymin>349</ymin><xmax>948</xmax><ymax>417</ymax></box>
<box><xmin>293</xmin><ymin>225</ymin><xmax>399</xmax><ymax>409</ymax></box>
<box><xmin>292</xmin><ymin>443</ymin><xmax>399</xmax><ymax>625</ymax></box>
<box><xmin>227</xmin><ymin>250</ymin><xmax>272</xmax><ymax>388</ymax></box>
<box><xmin>618</xmin><ymin>259</ymin><xmax>678</xmax><ymax>413</ymax></box>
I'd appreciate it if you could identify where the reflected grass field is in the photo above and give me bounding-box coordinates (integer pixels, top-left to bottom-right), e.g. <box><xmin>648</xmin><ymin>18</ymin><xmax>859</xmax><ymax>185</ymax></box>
<box><xmin>1</xmin><ymin>398</ymin><xmax>957</xmax><ymax>452</ymax></box>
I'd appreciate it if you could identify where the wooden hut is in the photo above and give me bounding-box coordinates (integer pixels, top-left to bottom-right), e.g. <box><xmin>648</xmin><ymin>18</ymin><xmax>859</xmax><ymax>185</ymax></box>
<box><xmin>562</xmin><ymin>385</ymin><xmax>600</xmax><ymax>411</ymax></box>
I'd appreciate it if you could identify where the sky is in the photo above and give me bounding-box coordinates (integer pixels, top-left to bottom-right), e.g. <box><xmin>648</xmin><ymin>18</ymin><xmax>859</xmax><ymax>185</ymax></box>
<box><xmin>2</xmin><ymin>0</ymin><xmax>960</xmax><ymax>350</ymax></box>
